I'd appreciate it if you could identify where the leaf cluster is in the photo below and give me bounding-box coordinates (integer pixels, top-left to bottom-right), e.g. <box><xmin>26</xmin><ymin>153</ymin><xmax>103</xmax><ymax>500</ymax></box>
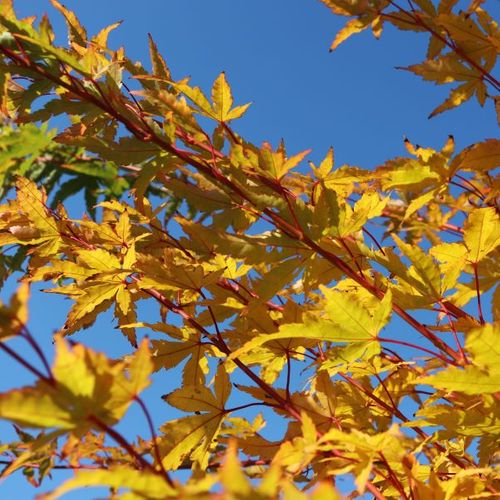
<box><xmin>0</xmin><ymin>0</ymin><xmax>498</xmax><ymax>498</ymax></box>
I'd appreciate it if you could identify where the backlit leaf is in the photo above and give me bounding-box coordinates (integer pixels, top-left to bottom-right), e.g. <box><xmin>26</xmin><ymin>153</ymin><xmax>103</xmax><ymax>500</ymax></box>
<box><xmin>42</xmin><ymin>466</ymin><xmax>175</xmax><ymax>499</ymax></box>
<box><xmin>211</xmin><ymin>72</ymin><xmax>233</xmax><ymax>122</ymax></box>
<box><xmin>463</xmin><ymin>207</ymin><xmax>500</xmax><ymax>263</ymax></box>
<box><xmin>419</xmin><ymin>324</ymin><xmax>500</xmax><ymax>394</ymax></box>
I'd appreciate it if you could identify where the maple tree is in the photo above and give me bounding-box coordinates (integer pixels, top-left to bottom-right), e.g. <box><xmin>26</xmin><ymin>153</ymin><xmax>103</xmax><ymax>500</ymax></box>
<box><xmin>0</xmin><ymin>0</ymin><xmax>499</xmax><ymax>497</ymax></box>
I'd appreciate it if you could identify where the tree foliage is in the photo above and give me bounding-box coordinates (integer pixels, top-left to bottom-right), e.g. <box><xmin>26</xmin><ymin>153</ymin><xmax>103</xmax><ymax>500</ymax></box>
<box><xmin>0</xmin><ymin>0</ymin><xmax>499</xmax><ymax>497</ymax></box>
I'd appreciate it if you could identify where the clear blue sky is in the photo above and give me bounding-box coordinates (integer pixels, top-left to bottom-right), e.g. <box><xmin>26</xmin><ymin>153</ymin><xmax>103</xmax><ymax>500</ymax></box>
<box><xmin>1</xmin><ymin>0</ymin><xmax>498</xmax><ymax>497</ymax></box>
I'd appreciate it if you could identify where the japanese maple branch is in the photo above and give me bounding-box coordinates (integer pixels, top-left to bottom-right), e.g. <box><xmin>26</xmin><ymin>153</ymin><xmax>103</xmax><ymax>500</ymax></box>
<box><xmin>226</xmin><ymin>401</ymin><xmax>273</xmax><ymax>413</ymax></box>
<box><xmin>140</xmin><ymin>286</ymin><xmax>304</xmax><ymax>422</ymax></box>
<box><xmin>364</xmin><ymin>478</ymin><xmax>388</xmax><ymax>500</ymax></box>
<box><xmin>18</xmin><ymin>326</ymin><xmax>54</xmax><ymax>382</ymax></box>
<box><xmin>337</xmin><ymin>372</ymin><xmax>472</xmax><ymax>469</ymax></box>
<box><xmin>373</xmin><ymin>372</ymin><xmax>399</xmax><ymax>415</ymax></box>
<box><xmin>300</xmin><ymin>234</ymin><xmax>461</xmax><ymax>362</ymax></box>
<box><xmin>381</xmin><ymin>206</ymin><xmax>464</xmax><ymax>236</ymax></box>
<box><xmin>87</xmin><ymin>414</ymin><xmax>172</xmax><ymax>484</ymax></box>
<box><xmin>384</xmin><ymin>1</ymin><xmax>500</xmax><ymax>91</ymax></box>
<box><xmin>0</xmin><ymin>41</ymin><xmax>465</xmax><ymax>363</ymax></box>
<box><xmin>454</xmin><ymin>174</ymin><xmax>486</xmax><ymax>201</ymax></box>
<box><xmin>438</xmin><ymin>300</ymin><xmax>468</xmax><ymax>363</ymax></box>
<box><xmin>378</xmin><ymin>451</ymin><xmax>409</xmax><ymax>500</ymax></box>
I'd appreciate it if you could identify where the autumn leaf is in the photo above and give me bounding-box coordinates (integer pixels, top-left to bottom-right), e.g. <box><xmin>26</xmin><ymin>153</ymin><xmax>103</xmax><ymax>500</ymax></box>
<box><xmin>450</xmin><ymin>139</ymin><xmax>500</xmax><ymax>173</ymax></box>
<box><xmin>0</xmin><ymin>0</ymin><xmax>498</xmax><ymax>496</ymax></box>
<box><xmin>419</xmin><ymin>324</ymin><xmax>500</xmax><ymax>394</ymax></box>
<box><xmin>330</xmin><ymin>17</ymin><xmax>372</xmax><ymax>51</ymax></box>
<box><xmin>41</xmin><ymin>466</ymin><xmax>175</xmax><ymax>499</ymax></box>
<box><xmin>50</xmin><ymin>0</ymin><xmax>87</xmax><ymax>47</ymax></box>
<box><xmin>160</xmin><ymin>363</ymin><xmax>231</xmax><ymax>470</ymax></box>
<box><xmin>0</xmin><ymin>336</ymin><xmax>153</xmax><ymax>430</ymax></box>
<box><xmin>463</xmin><ymin>207</ymin><xmax>500</xmax><ymax>263</ymax></box>
<box><xmin>228</xmin><ymin>312</ymin><xmax>380</xmax><ymax>361</ymax></box>
<box><xmin>0</xmin><ymin>178</ymin><xmax>62</xmax><ymax>257</ymax></box>
<box><xmin>0</xmin><ymin>281</ymin><xmax>29</xmax><ymax>340</ymax></box>
<box><xmin>176</xmin><ymin>72</ymin><xmax>250</xmax><ymax>123</ymax></box>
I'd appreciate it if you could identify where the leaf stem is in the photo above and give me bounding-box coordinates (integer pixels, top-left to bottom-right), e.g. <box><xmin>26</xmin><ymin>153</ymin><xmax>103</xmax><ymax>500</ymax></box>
<box><xmin>133</xmin><ymin>395</ymin><xmax>174</xmax><ymax>486</ymax></box>
<box><xmin>19</xmin><ymin>325</ymin><xmax>55</xmax><ymax>382</ymax></box>
<box><xmin>226</xmin><ymin>401</ymin><xmax>272</xmax><ymax>413</ymax></box>
<box><xmin>87</xmin><ymin>415</ymin><xmax>169</xmax><ymax>482</ymax></box>
<box><xmin>362</xmin><ymin>227</ymin><xmax>386</xmax><ymax>255</ymax></box>
<box><xmin>438</xmin><ymin>301</ymin><xmax>468</xmax><ymax>364</ymax></box>
<box><xmin>0</xmin><ymin>341</ymin><xmax>55</xmax><ymax>387</ymax></box>
<box><xmin>455</xmin><ymin>174</ymin><xmax>485</xmax><ymax>201</ymax></box>
<box><xmin>377</xmin><ymin>336</ymin><xmax>457</xmax><ymax>366</ymax></box>
<box><xmin>378</xmin><ymin>451</ymin><xmax>409</xmax><ymax>499</ymax></box>
<box><xmin>285</xmin><ymin>351</ymin><xmax>291</xmax><ymax>402</ymax></box>
<box><xmin>472</xmin><ymin>262</ymin><xmax>485</xmax><ymax>324</ymax></box>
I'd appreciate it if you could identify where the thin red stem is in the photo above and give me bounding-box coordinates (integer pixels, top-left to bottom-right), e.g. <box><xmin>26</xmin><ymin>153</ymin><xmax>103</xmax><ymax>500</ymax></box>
<box><xmin>472</xmin><ymin>263</ymin><xmax>485</xmax><ymax>324</ymax></box>
<box><xmin>365</xmin><ymin>479</ymin><xmax>388</xmax><ymax>500</ymax></box>
<box><xmin>88</xmin><ymin>414</ymin><xmax>169</xmax><ymax>482</ymax></box>
<box><xmin>455</xmin><ymin>174</ymin><xmax>485</xmax><ymax>201</ymax></box>
<box><xmin>362</xmin><ymin>227</ymin><xmax>386</xmax><ymax>255</ymax></box>
<box><xmin>378</xmin><ymin>452</ymin><xmax>409</xmax><ymax>499</ymax></box>
<box><xmin>1</xmin><ymin>43</ymin><xmax>466</xmax><ymax>363</ymax></box>
<box><xmin>377</xmin><ymin>337</ymin><xmax>457</xmax><ymax>366</ymax></box>
<box><xmin>373</xmin><ymin>372</ymin><xmax>399</xmax><ymax>414</ymax></box>
<box><xmin>449</xmin><ymin>180</ymin><xmax>482</xmax><ymax>200</ymax></box>
<box><xmin>438</xmin><ymin>301</ymin><xmax>468</xmax><ymax>363</ymax></box>
<box><xmin>133</xmin><ymin>396</ymin><xmax>173</xmax><ymax>486</ymax></box>
<box><xmin>0</xmin><ymin>341</ymin><xmax>55</xmax><ymax>387</ymax></box>
<box><xmin>339</xmin><ymin>372</ymin><xmax>408</xmax><ymax>422</ymax></box>
<box><xmin>19</xmin><ymin>326</ymin><xmax>55</xmax><ymax>382</ymax></box>
<box><xmin>226</xmin><ymin>402</ymin><xmax>272</xmax><ymax>413</ymax></box>
<box><xmin>285</xmin><ymin>351</ymin><xmax>291</xmax><ymax>402</ymax></box>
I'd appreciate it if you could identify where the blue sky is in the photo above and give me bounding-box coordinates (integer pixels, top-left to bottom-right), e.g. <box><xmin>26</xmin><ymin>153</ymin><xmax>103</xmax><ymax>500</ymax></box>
<box><xmin>1</xmin><ymin>0</ymin><xmax>498</xmax><ymax>497</ymax></box>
